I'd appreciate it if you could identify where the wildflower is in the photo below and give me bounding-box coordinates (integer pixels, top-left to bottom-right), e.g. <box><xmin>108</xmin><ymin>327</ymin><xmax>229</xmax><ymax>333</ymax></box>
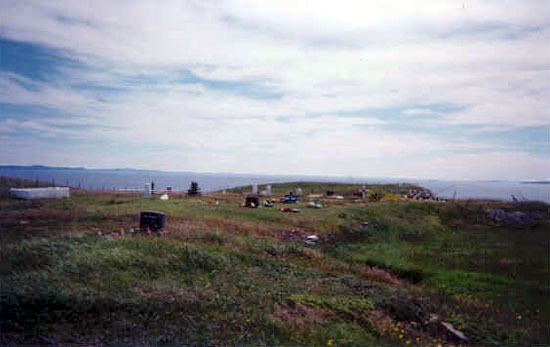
<box><xmin>406</xmin><ymin>340</ymin><xmax>411</xmax><ymax>345</ymax></box>
<box><xmin>535</xmin><ymin>308</ymin><xmax>540</xmax><ymax>313</ymax></box>
<box><xmin>399</xmin><ymin>334</ymin><xmax>403</xmax><ymax>339</ymax></box>
<box><xmin>516</xmin><ymin>315</ymin><xmax>522</xmax><ymax>320</ymax></box>
<box><xmin>327</xmin><ymin>338</ymin><xmax>333</xmax><ymax>346</ymax></box>
<box><xmin>416</xmin><ymin>337</ymin><xmax>421</xmax><ymax>342</ymax></box>
<box><xmin>245</xmin><ymin>319</ymin><xmax>250</xmax><ymax>323</ymax></box>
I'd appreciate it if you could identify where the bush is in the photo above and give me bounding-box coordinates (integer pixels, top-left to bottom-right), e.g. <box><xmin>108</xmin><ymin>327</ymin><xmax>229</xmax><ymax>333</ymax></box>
<box><xmin>188</xmin><ymin>181</ymin><xmax>201</xmax><ymax>196</ymax></box>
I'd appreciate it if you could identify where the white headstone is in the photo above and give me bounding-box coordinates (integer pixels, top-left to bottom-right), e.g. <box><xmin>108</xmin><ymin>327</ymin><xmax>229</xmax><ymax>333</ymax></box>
<box><xmin>252</xmin><ymin>184</ymin><xmax>258</xmax><ymax>194</ymax></box>
<box><xmin>144</xmin><ymin>183</ymin><xmax>151</xmax><ymax>198</ymax></box>
<box><xmin>266</xmin><ymin>185</ymin><xmax>272</xmax><ymax>196</ymax></box>
<box><xmin>296</xmin><ymin>187</ymin><xmax>303</xmax><ymax>196</ymax></box>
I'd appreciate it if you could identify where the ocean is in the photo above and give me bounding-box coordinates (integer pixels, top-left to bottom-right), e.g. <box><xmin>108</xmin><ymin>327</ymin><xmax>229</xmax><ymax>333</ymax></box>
<box><xmin>1</xmin><ymin>167</ymin><xmax>548</xmax><ymax>203</ymax></box>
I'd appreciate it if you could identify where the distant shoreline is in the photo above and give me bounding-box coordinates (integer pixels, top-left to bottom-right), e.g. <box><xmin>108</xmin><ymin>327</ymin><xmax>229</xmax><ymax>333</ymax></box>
<box><xmin>0</xmin><ymin>165</ymin><xmax>547</xmax><ymax>184</ymax></box>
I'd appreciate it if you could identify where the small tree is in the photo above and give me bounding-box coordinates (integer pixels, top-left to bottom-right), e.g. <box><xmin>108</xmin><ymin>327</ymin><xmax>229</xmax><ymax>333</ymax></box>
<box><xmin>187</xmin><ymin>181</ymin><xmax>201</xmax><ymax>196</ymax></box>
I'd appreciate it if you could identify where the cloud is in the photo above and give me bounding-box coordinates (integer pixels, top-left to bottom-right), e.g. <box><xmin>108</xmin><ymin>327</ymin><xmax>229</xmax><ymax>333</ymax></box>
<box><xmin>0</xmin><ymin>0</ymin><xmax>548</xmax><ymax>179</ymax></box>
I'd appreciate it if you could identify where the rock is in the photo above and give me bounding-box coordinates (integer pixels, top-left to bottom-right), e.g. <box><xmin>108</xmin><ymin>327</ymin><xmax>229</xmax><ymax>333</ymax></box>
<box><xmin>486</xmin><ymin>208</ymin><xmax>536</xmax><ymax>226</ymax></box>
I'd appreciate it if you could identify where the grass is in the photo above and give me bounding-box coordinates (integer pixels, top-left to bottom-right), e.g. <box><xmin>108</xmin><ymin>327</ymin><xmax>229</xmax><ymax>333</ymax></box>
<box><xmin>0</xmin><ymin>177</ymin><xmax>548</xmax><ymax>345</ymax></box>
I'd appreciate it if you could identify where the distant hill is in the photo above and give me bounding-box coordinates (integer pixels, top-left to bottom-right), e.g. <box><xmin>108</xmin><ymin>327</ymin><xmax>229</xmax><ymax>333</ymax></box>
<box><xmin>0</xmin><ymin>165</ymin><xmax>86</xmax><ymax>171</ymax></box>
<box><xmin>0</xmin><ymin>165</ymin><xmax>162</xmax><ymax>173</ymax></box>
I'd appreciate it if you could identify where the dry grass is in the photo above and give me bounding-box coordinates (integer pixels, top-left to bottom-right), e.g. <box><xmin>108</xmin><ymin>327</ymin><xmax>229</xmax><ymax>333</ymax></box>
<box><xmin>268</xmin><ymin>303</ymin><xmax>329</xmax><ymax>328</ymax></box>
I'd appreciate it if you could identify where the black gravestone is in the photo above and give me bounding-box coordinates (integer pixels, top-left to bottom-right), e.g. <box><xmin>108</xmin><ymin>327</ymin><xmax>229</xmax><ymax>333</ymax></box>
<box><xmin>140</xmin><ymin>211</ymin><xmax>165</xmax><ymax>232</ymax></box>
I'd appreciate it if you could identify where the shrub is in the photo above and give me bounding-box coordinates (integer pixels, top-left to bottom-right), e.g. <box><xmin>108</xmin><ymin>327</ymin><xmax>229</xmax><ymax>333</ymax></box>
<box><xmin>188</xmin><ymin>182</ymin><xmax>201</xmax><ymax>196</ymax></box>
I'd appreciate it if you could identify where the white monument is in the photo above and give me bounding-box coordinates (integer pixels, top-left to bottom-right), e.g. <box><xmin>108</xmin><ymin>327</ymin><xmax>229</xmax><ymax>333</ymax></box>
<box><xmin>144</xmin><ymin>183</ymin><xmax>151</xmax><ymax>198</ymax></box>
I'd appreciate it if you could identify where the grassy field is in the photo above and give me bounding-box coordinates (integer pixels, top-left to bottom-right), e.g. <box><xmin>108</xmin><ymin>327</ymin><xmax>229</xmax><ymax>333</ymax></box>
<box><xmin>1</xmin><ymin>177</ymin><xmax>548</xmax><ymax>345</ymax></box>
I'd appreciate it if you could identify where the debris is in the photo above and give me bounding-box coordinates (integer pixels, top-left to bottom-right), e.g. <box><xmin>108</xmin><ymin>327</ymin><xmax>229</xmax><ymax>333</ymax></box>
<box><xmin>305</xmin><ymin>235</ymin><xmax>319</xmax><ymax>245</ymax></box>
<box><xmin>263</xmin><ymin>200</ymin><xmax>274</xmax><ymax>207</ymax></box>
<box><xmin>282</xmin><ymin>194</ymin><xmax>298</xmax><ymax>203</ymax></box>
<box><xmin>307</xmin><ymin>202</ymin><xmax>323</xmax><ymax>209</ymax></box>
<box><xmin>441</xmin><ymin>321</ymin><xmax>468</xmax><ymax>341</ymax></box>
<box><xmin>279</xmin><ymin>207</ymin><xmax>301</xmax><ymax>213</ymax></box>
<box><xmin>160</xmin><ymin>193</ymin><xmax>169</xmax><ymax>200</ymax></box>
<box><xmin>407</xmin><ymin>188</ymin><xmax>436</xmax><ymax>200</ymax></box>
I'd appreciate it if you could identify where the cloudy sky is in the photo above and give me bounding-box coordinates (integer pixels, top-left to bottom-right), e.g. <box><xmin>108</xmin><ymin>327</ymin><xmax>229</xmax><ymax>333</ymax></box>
<box><xmin>0</xmin><ymin>0</ymin><xmax>548</xmax><ymax>180</ymax></box>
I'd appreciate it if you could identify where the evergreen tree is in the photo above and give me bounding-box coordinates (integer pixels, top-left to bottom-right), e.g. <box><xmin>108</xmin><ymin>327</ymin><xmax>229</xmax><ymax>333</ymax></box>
<box><xmin>187</xmin><ymin>181</ymin><xmax>201</xmax><ymax>196</ymax></box>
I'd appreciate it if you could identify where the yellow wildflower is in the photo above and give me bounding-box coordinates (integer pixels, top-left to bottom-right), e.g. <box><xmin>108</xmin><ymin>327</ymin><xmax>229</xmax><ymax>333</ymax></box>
<box><xmin>327</xmin><ymin>338</ymin><xmax>333</xmax><ymax>346</ymax></box>
<box><xmin>399</xmin><ymin>334</ymin><xmax>403</xmax><ymax>339</ymax></box>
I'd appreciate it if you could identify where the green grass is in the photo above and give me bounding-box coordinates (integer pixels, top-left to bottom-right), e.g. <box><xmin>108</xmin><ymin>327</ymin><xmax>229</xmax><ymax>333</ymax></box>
<box><xmin>1</xmin><ymin>177</ymin><xmax>548</xmax><ymax>345</ymax></box>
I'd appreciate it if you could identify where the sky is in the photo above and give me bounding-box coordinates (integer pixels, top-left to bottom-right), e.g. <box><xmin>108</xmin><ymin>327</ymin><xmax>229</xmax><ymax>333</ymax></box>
<box><xmin>0</xmin><ymin>0</ymin><xmax>548</xmax><ymax>180</ymax></box>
